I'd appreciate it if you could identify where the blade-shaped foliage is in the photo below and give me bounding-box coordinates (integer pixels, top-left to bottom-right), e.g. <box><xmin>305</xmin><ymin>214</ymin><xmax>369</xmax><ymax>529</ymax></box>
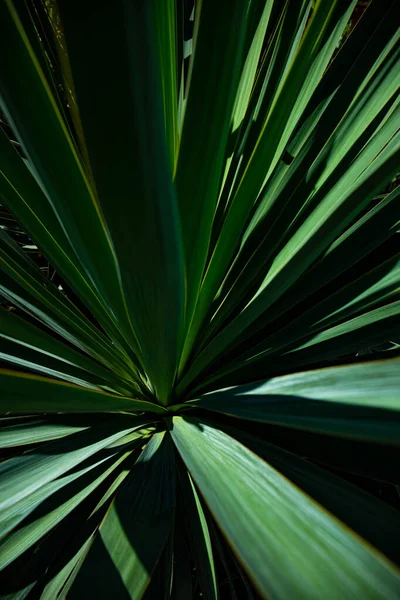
<box><xmin>57</xmin><ymin>0</ymin><xmax>186</xmax><ymax>405</ymax></box>
<box><xmin>67</xmin><ymin>432</ymin><xmax>176</xmax><ymax>600</ymax></box>
<box><xmin>1</xmin><ymin>0</ymin><xmax>399</xmax><ymax>597</ymax></box>
<box><xmin>0</xmin><ymin>370</ymin><xmax>166</xmax><ymax>413</ymax></box>
<box><xmin>190</xmin><ymin>359</ymin><xmax>400</xmax><ymax>443</ymax></box>
<box><xmin>171</xmin><ymin>417</ymin><xmax>400</xmax><ymax>598</ymax></box>
<box><xmin>217</xmin><ymin>424</ymin><xmax>400</xmax><ymax>564</ymax></box>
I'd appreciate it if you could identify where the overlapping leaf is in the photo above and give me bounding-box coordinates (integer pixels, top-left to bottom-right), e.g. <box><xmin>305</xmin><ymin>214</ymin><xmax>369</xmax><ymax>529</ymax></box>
<box><xmin>1</xmin><ymin>0</ymin><xmax>400</xmax><ymax>598</ymax></box>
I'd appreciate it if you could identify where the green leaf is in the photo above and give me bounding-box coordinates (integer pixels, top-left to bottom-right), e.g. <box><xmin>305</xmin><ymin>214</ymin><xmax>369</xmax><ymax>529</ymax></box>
<box><xmin>1</xmin><ymin>457</ymin><xmax>126</xmax><ymax>597</ymax></box>
<box><xmin>175</xmin><ymin>0</ymin><xmax>248</xmax><ymax>343</ymax></box>
<box><xmin>220</xmin><ymin>424</ymin><xmax>400</xmax><ymax>564</ymax></box>
<box><xmin>176</xmin><ymin>7</ymin><xmax>400</xmax><ymax>392</ymax></box>
<box><xmin>0</xmin><ymin>336</ymin><xmax>105</xmax><ymax>391</ymax></box>
<box><xmin>0</xmin><ymin>307</ymin><xmax>132</xmax><ymax>392</ymax></box>
<box><xmin>0</xmin><ymin>420</ymin><xmax>146</xmax><ymax>543</ymax></box>
<box><xmin>231</xmin><ymin>1</ymin><xmax>274</xmax><ymax>133</ymax></box>
<box><xmin>0</xmin><ymin>370</ymin><xmax>166</xmax><ymax>414</ymax></box>
<box><xmin>183</xmin><ymin>1</ymin><xmax>350</xmax><ymax>362</ymax></box>
<box><xmin>0</xmin><ymin>451</ymin><xmax>109</xmax><ymax>542</ymax></box>
<box><xmin>191</xmin><ymin>359</ymin><xmax>400</xmax><ymax>444</ymax></box>
<box><xmin>277</xmin><ymin>301</ymin><xmax>400</xmax><ymax>378</ymax></box>
<box><xmin>0</xmin><ymin>417</ymin><xmax>88</xmax><ymax>448</ymax></box>
<box><xmin>58</xmin><ymin>0</ymin><xmax>185</xmax><ymax>404</ymax></box>
<box><xmin>178</xmin><ymin>128</ymin><xmax>400</xmax><ymax>395</ymax></box>
<box><xmin>0</xmin><ymin>417</ymin><xmax>146</xmax><ymax>515</ymax></box>
<box><xmin>177</xmin><ymin>463</ymin><xmax>218</xmax><ymax>600</ymax></box>
<box><xmin>0</xmin><ymin>583</ymin><xmax>36</xmax><ymax>599</ymax></box>
<box><xmin>264</xmin><ymin>254</ymin><xmax>400</xmax><ymax>354</ymax></box>
<box><xmin>0</xmin><ymin>227</ymin><xmax>134</xmax><ymax>379</ymax></box>
<box><xmin>69</xmin><ymin>432</ymin><xmax>176</xmax><ymax>600</ymax></box>
<box><xmin>0</xmin><ymin>441</ymin><xmax>136</xmax><ymax>569</ymax></box>
<box><xmin>202</xmin><ymin>302</ymin><xmax>400</xmax><ymax>395</ymax></box>
<box><xmin>171</xmin><ymin>417</ymin><xmax>400</xmax><ymax>599</ymax></box>
<box><xmin>0</xmin><ymin>0</ymin><xmax>137</xmax><ymax>350</ymax></box>
<box><xmin>151</xmin><ymin>0</ymin><xmax>179</xmax><ymax>167</ymax></box>
<box><xmin>1</xmin><ymin>1</ymin><xmax>400</xmax><ymax>597</ymax></box>
<box><xmin>37</xmin><ymin>451</ymin><xmax>145</xmax><ymax>600</ymax></box>
<box><xmin>240</xmin><ymin>184</ymin><xmax>400</xmax><ymax>347</ymax></box>
<box><xmin>0</xmin><ymin>128</ymin><xmax>136</xmax><ymax>356</ymax></box>
<box><xmin>38</xmin><ymin>532</ymin><xmax>96</xmax><ymax>600</ymax></box>
<box><xmin>207</xmin><ymin>516</ymin><xmax>239</xmax><ymax>600</ymax></box>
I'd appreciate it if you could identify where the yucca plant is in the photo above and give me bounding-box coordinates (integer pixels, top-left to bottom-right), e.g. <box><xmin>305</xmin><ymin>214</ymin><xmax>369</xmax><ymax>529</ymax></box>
<box><xmin>0</xmin><ymin>0</ymin><xmax>400</xmax><ymax>597</ymax></box>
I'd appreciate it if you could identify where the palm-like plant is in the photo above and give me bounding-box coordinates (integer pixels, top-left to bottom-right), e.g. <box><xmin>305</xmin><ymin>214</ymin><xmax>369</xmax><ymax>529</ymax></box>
<box><xmin>1</xmin><ymin>0</ymin><xmax>400</xmax><ymax>597</ymax></box>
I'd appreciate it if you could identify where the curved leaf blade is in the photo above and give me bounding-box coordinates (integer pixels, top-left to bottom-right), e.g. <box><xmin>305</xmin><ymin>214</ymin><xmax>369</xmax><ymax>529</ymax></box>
<box><xmin>0</xmin><ymin>370</ymin><xmax>166</xmax><ymax>414</ymax></box>
<box><xmin>191</xmin><ymin>359</ymin><xmax>400</xmax><ymax>444</ymax></box>
<box><xmin>171</xmin><ymin>417</ymin><xmax>400</xmax><ymax>599</ymax></box>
